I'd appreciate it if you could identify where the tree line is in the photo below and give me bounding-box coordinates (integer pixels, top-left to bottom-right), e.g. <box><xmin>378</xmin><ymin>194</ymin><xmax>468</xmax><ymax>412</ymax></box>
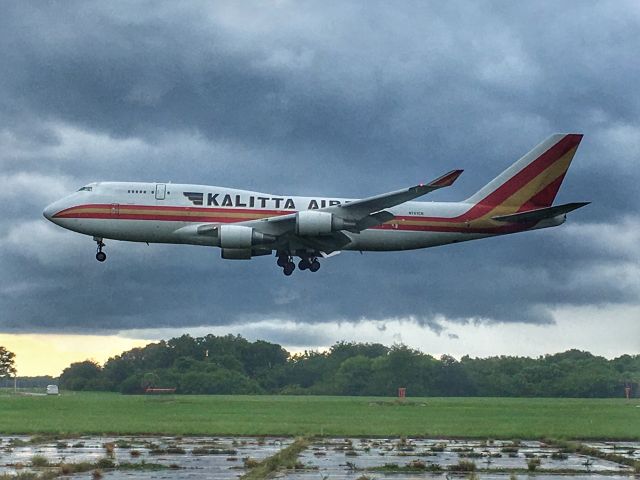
<box><xmin>0</xmin><ymin>346</ymin><xmax>16</xmax><ymax>379</ymax></box>
<box><xmin>52</xmin><ymin>335</ymin><xmax>640</xmax><ymax>397</ymax></box>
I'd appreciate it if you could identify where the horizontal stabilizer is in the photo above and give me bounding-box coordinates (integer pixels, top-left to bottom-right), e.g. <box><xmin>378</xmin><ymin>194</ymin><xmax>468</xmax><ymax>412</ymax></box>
<box><xmin>492</xmin><ymin>202</ymin><xmax>590</xmax><ymax>223</ymax></box>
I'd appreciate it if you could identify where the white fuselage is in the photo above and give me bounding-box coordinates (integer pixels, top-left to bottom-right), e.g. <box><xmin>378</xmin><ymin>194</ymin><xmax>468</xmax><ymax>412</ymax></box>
<box><xmin>43</xmin><ymin>181</ymin><xmax>562</xmax><ymax>254</ymax></box>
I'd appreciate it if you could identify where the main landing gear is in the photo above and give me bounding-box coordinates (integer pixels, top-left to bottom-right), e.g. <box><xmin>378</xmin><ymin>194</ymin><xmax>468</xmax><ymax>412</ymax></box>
<box><xmin>277</xmin><ymin>253</ymin><xmax>320</xmax><ymax>275</ymax></box>
<box><xmin>95</xmin><ymin>237</ymin><xmax>107</xmax><ymax>262</ymax></box>
<box><xmin>298</xmin><ymin>257</ymin><xmax>320</xmax><ymax>272</ymax></box>
<box><xmin>277</xmin><ymin>254</ymin><xmax>295</xmax><ymax>276</ymax></box>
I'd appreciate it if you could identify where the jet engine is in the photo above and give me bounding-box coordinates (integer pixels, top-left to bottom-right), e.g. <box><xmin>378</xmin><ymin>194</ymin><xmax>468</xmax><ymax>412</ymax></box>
<box><xmin>221</xmin><ymin>248</ymin><xmax>252</xmax><ymax>260</ymax></box>
<box><xmin>295</xmin><ymin>210</ymin><xmax>356</xmax><ymax>236</ymax></box>
<box><xmin>218</xmin><ymin>225</ymin><xmax>275</xmax><ymax>249</ymax></box>
<box><xmin>221</xmin><ymin>248</ymin><xmax>272</xmax><ymax>260</ymax></box>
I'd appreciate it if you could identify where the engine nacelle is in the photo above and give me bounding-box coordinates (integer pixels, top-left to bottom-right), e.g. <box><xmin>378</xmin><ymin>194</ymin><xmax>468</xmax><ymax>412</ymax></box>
<box><xmin>295</xmin><ymin>210</ymin><xmax>355</xmax><ymax>236</ymax></box>
<box><xmin>218</xmin><ymin>225</ymin><xmax>275</xmax><ymax>249</ymax></box>
<box><xmin>221</xmin><ymin>248</ymin><xmax>273</xmax><ymax>260</ymax></box>
<box><xmin>221</xmin><ymin>248</ymin><xmax>252</xmax><ymax>260</ymax></box>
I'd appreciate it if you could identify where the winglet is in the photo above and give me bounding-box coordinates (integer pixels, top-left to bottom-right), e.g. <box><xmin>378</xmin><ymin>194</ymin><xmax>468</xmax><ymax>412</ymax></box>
<box><xmin>426</xmin><ymin>169</ymin><xmax>464</xmax><ymax>188</ymax></box>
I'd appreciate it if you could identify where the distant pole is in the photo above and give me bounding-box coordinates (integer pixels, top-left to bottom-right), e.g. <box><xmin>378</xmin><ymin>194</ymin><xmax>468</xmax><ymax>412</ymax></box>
<box><xmin>398</xmin><ymin>387</ymin><xmax>406</xmax><ymax>401</ymax></box>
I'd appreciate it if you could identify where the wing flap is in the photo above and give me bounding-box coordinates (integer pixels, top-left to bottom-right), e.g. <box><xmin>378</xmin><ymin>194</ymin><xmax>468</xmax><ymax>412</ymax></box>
<box><xmin>355</xmin><ymin>210</ymin><xmax>395</xmax><ymax>230</ymax></box>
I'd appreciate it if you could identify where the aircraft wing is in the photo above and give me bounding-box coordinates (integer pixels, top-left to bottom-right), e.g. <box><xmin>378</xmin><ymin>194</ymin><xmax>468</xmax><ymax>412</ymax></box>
<box><xmin>194</xmin><ymin>169</ymin><xmax>462</xmax><ymax>252</ymax></box>
<box><xmin>235</xmin><ymin>169</ymin><xmax>462</xmax><ymax>235</ymax></box>
<box><xmin>324</xmin><ymin>169</ymin><xmax>463</xmax><ymax>221</ymax></box>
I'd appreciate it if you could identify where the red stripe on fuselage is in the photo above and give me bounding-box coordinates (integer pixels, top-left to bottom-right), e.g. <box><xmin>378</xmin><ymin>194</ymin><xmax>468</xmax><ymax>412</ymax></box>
<box><xmin>55</xmin><ymin>204</ymin><xmax>291</xmax><ymax>217</ymax></box>
<box><xmin>373</xmin><ymin>223</ymin><xmax>530</xmax><ymax>234</ymax></box>
<box><xmin>54</xmin><ymin>204</ymin><xmax>531</xmax><ymax>235</ymax></box>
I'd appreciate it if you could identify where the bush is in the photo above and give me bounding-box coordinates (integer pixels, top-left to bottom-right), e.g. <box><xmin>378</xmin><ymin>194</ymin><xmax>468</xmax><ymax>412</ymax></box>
<box><xmin>448</xmin><ymin>460</ymin><xmax>476</xmax><ymax>472</ymax></box>
<box><xmin>30</xmin><ymin>455</ymin><xmax>48</xmax><ymax>467</ymax></box>
<box><xmin>59</xmin><ymin>360</ymin><xmax>107</xmax><ymax>391</ymax></box>
<box><xmin>178</xmin><ymin>368</ymin><xmax>263</xmax><ymax>394</ymax></box>
<box><xmin>527</xmin><ymin>458</ymin><xmax>541</xmax><ymax>471</ymax></box>
<box><xmin>501</xmin><ymin>446</ymin><xmax>519</xmax><ymax>453</ymax></box>
<box><xmin>95</xmin><ymin>458</ymin><xmax>115</xmax><ymax>469</ymax></box>
<box><xmin>120</xmin><ymin>374</ymin><xmax>144</xmax><ymax>394</ymax></box>
<box><xmin>551</xmin><ymin>451</ymin><xmax>568</xmax><ymax>460</ymax></box>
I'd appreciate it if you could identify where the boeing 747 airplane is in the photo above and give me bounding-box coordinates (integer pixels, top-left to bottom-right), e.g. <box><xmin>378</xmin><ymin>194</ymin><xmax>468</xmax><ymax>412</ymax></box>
<box><xmin>43</xmin><ymin>134</ymin><xmax>588</xmax><ymax>275</ymax></box>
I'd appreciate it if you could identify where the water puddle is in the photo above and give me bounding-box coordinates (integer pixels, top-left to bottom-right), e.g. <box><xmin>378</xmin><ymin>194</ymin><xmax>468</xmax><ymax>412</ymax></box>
<box><xmin>0</xmin><ymin>436</ymin><xmax>290</xmax><ymax>479</ymax></box>
<box><xmin>286</xmin><ymin>438</ymin><xmax>638</xmax><ymax>479</ymax></box>
<box><xmin>1</xmin><ymin>436</ymin><xmax>637</xmax><ymax>479</ymax></box>
<box><xmin>584</xmin><ymin>442</ymin><xmax>640</xmax><ymax>461</ymax></box>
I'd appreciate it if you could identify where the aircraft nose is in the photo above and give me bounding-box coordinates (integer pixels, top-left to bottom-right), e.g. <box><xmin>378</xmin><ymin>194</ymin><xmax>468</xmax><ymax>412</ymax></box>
<box><xmin>43</xmin><ymin>202</ymin><xmax>57</xmax><ymax>221</ymax></box>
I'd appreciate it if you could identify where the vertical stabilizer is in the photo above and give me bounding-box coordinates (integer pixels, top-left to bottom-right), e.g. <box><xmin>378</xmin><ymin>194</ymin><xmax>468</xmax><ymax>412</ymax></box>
<box><xmin>465</xmin><ymin>134</ymin><xmax>583</xmax><ymax>210</ymax></box>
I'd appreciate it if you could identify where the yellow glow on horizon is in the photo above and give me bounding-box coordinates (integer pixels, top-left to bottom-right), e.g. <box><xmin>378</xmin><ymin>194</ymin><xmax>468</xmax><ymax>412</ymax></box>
<box><xmin>0</xmin><ymin>334</ymin><xmax>151</xmax><ymax>377</ymax></box>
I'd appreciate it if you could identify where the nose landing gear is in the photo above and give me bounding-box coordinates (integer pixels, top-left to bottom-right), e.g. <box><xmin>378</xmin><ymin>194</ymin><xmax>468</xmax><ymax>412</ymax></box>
<box><xmin>95</xmin><ymin>238</ymin><xmax>107</xmax><ymax>262</ymax></box>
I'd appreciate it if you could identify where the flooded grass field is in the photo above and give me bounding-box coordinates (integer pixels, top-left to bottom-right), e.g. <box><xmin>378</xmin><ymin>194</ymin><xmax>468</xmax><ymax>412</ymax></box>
<box><xmin>2</xmin><ymin>395</ymin><xmax>639</xmax><ymax>478</ymax></box>
<box><xmin>1</xmin><ymin>436</ymin><xmax>638</xmax><ymax>479</ymax></box>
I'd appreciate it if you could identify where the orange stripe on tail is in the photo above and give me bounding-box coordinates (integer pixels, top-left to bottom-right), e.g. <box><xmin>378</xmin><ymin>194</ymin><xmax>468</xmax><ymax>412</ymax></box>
<box><xmin>465</xmin><ymin>133</ymin><xmax>583</xmax><ymax>213</ymax></box>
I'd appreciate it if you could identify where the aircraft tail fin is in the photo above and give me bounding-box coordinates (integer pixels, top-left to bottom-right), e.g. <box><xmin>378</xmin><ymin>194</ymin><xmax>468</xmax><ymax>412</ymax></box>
<box><xmin>465</xmin><ymin>133</ymin><xmax>583</xmax><ymax>210</ymax></box>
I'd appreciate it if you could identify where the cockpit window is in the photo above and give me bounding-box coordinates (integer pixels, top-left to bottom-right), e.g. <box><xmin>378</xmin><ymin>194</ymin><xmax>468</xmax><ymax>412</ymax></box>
<box><xmin>78</xmin><ymin>186</ymin><xmax>93</xmax><ymax>192</ymax></box>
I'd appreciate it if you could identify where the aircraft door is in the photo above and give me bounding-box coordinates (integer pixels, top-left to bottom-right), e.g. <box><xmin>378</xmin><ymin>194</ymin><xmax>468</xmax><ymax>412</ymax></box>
<box><xmin>155</xmin><ymin>184</ymin><xmax>166</xmax><ymax>200</ymax></box>
<box><xmin>110</xmin><ymin>203</ymin><xmax>119</xmax><ymax>215</ymax></box>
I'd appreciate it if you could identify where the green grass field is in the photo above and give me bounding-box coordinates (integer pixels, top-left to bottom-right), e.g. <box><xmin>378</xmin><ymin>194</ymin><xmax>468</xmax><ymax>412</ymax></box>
<box><xmin>0</xmin><ymin>393</ymin><xmax>638</xmax><ymax>439</ymax></box>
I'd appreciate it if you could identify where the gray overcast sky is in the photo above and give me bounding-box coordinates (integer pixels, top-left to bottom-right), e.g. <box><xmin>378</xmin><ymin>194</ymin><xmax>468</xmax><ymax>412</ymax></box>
<box><xmin>1</xmin><ymin>1</ymin><xmax>639</xmax><ymax>356</ymax></box>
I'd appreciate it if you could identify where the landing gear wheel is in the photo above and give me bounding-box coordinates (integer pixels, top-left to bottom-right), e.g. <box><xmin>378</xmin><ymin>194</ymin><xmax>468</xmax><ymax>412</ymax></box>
<box><xmin>95</xmin><ymin>238</ymin><xmax>107</xmax><ymax>262</ymax></box>
<box><xmin>298</xmin><ymin>259</ymin><xmax>309</xmax><ymax>270</ymax></box>
<box><xmin>283</xmin><ymin>262</ymin><xmax>295</xmax><ymax>276</ymax></box>
<box><xmin>309</xmin><ymin>260</ymin><xmax>320</xmax><ymax>272</ymax></box>
<box><xmin>277</xmin><ymin>256</ymin><xmax>288</xmax><ymax>268</ymax></box>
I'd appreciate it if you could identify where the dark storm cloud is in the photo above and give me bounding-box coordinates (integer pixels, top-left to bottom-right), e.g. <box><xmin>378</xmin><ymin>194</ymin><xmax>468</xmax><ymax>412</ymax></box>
<box><xmin>1</xmin><ymin>0</ymin><xmax>640</xmax><ymax>337</ymax></box>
